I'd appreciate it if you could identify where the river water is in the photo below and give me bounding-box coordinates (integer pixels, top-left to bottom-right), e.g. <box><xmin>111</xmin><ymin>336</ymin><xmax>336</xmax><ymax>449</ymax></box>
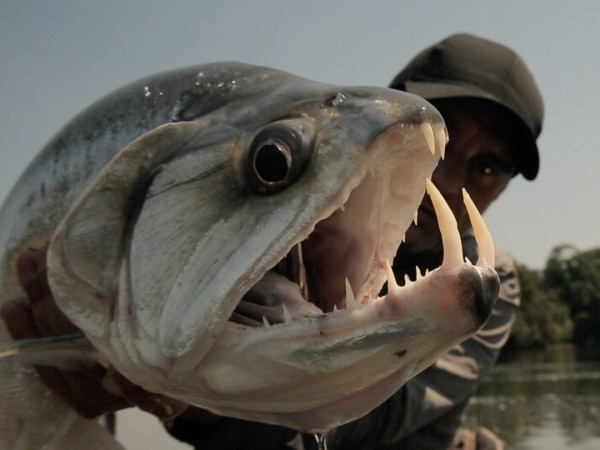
<box><xmin>462</xmin><ymin>345</ymin><xmax>600</xmax><ymax>449</ymax></box>
<box><xmin>117</xmin><ymin>344</ymin><xmax>600</xmax><ymax>449</ymax></box>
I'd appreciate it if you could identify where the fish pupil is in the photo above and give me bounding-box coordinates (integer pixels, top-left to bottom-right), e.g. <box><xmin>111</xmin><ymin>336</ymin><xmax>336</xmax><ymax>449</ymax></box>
<box><xmin>254</xmin><ymin>142</ymin><xmax>290</xmax><ymax>183</ymax></box>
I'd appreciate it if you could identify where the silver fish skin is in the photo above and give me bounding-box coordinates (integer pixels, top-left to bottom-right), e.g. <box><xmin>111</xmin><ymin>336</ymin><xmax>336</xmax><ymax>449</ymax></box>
<box><xmin>0</xmin><ymin>62</ymin><xmax>498</xmax><ymax>446</ymax></box>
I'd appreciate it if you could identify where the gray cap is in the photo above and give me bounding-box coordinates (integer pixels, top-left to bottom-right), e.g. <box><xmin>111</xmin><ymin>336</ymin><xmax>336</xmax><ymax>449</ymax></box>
<box><xmin>390</xmin><ymin>33</ymin><xmax>544</xmax><ymax>180</ymax></box>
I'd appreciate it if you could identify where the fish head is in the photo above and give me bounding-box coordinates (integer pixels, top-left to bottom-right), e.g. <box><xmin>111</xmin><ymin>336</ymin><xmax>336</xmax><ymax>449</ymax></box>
<box><xmin>46</xmin><ymin>63</ymin><xmax>499</xmax><ymax>432</ymax></box>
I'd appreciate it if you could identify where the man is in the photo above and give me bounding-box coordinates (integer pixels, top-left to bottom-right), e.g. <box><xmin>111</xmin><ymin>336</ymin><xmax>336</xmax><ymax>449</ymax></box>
<box><xmin>325</xmin><ymin>32</ymin><xmax>543</xmax><ymax>449</ymax></box>
<box><xmin>1</xmin><ymin>33</ymin><xmax>543</xmax><ymax>449</ymax></box>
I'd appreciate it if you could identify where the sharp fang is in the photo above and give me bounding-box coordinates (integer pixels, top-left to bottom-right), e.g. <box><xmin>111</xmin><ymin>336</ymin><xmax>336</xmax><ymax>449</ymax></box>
<box><xmin>419</xmin><ymin>122</ymin><xmax>436</xmax><ymax>156</ymax></box>
<box><xmin>282</xmin><ymin>304</ymin><xmax>293</xmax><ymax>324</ymax></box>
<box><xmin>298</xmin><ymin>242</ymin><xmax>309</xmax><ymax>301</ymax></box>
<box><xmin>426</xmin><ymin>179</ymin><xmax>463</xmax><ymax>269</ymax></box>
<box><xmin>413</xmin><ymin>209</ymin><xmax>418</xmax><ymax>226</ymax></box>
<box><xmin>385</xmin><ymin>259</ymin><xmax>399</xmax><ymax>292</ymax></box>
<box><xmin>436</xmin><ymin>127</ymin><xmax>447</xmax><ymax>160</ymax></box>
<box><xmin>262</xmin><ymin>316</ymin><xmax>271</xmax><ymax>328</ymax></box>
<box><xmin>404</xmin><ymin>274</ymin><xmax>412</xmax><ymax>286</ymax></box>
<box><xmin>462</xmin><ymin>188</ymin><xmax>496</xmax><ymax>268</ymax></box>
<box><xmin>345</xmin><ymin>278</ymin><xmax>357</xmax><ymax>309</ymax></box>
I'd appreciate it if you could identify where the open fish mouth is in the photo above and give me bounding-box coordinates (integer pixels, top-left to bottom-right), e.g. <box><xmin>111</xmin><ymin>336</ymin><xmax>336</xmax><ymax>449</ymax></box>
<box><xmin>193</xmin><ymin>120</ymin><xmax>499</xmax><ymax>432</ymax></box>
<box><xmin>230</xmin><ymin>122</ymin><xmax>495</xmax><ymax>329</ymax></box>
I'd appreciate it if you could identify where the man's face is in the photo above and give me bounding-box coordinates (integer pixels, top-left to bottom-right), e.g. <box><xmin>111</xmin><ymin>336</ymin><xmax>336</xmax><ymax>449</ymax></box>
<box><xmin>400</xmin><ymin>98</ymin><xmax>517</xmax><ymax>256</ymax></box>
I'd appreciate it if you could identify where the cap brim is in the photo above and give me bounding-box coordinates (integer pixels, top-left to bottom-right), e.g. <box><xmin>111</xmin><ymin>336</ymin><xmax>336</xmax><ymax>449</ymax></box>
<box><xmin>404</xmin><ymin>80</ymin><xmax>539</xmax><ymax>180</ymax></box>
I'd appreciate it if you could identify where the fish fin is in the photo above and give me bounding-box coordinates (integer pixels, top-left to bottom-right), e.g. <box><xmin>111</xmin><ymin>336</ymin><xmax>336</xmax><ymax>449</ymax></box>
<box><xmin>0</xmin><ymin>332</ymin><xmax>99</xmax><ymax>367</ymax></box>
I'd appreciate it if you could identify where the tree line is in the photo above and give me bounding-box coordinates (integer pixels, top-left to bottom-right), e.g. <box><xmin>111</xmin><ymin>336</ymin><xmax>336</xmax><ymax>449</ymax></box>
<box><xmin>508</xmin><ymin>245</ymin><xmax>600</xmax><ymax>348</ymax></box>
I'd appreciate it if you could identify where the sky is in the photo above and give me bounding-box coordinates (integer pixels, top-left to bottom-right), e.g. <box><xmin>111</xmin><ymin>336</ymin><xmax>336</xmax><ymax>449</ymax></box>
<box><xmin>0</xmin><ymin>1</ymin><xmax>598</xmax><ymax>447</ymax></box>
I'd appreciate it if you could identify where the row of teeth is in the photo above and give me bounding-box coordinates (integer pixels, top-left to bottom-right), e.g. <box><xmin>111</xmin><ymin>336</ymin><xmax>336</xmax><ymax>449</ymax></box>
<box><xmin>262</xmin><ymin>179</ymin><xmax>495</xmax><ymax>327</ymax></box>
<box><xmin>346</xmin><ymin>121</ymin><xmax>447</xmax><ymax>205</ymax></box>
<box><xmin>420</xmin><ymin>122</ymin><xmax>448</xmax><ymax>159</ymax></box>
<box><xmin>342</xmin><ymin>180</ymin><xmax>494</xmax><ymax>308</ymax></box>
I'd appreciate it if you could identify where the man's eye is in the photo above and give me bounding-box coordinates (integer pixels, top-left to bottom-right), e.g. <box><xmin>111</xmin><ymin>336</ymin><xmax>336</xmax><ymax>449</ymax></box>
<box><xmin>471</xmin><ymin>154</ymin><xmax>514</xmax><ymax>177</ymax></box>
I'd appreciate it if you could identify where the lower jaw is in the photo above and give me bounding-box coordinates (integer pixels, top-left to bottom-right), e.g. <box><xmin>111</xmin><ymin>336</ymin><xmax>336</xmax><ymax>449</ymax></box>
<box><xmin>205</xmin><ymin>360</ymin><xmax>418</xmax><ymax>433</ymax></box>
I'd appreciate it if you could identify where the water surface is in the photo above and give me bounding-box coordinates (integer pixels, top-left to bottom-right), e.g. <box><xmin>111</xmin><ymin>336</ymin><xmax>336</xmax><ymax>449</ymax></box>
<box><xmin>463</xmin><ymin>345</ymin><xmax>600</xmax><ymax>449</ymax></box>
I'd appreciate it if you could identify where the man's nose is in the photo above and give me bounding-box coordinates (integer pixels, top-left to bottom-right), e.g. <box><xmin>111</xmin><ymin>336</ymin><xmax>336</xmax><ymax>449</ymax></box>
<box><xmin>431</xmin><ymin>162</ymin><xmax>469</xmax><ymax>223</ymax></box>
<box><xmin>432</xmin><ymin>160</ymin><xmax>465</xmax><ymax>198</ymax></box>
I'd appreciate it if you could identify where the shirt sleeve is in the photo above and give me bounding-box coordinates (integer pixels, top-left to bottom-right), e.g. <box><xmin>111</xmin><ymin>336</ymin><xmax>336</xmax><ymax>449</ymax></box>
<box><xmin>168</xmin><ymin>414</ymin><xmax>299</xmax><ymax>449</ymax></box>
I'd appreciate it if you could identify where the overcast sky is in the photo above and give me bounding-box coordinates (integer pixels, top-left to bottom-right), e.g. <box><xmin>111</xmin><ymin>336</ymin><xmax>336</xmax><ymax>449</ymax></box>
<box><xmin>1</xmin><ymin>1</ymin><xmax>598</xmax><ymax>446</ymax></box>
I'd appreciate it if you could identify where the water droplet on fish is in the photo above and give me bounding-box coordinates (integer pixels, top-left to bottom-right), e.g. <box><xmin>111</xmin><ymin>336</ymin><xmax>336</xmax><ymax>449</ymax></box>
<box><xmin>332</xmin><ymin>92</ymin><xmax>346</xmax><ymax>106</ymax></box>
<box><xmin>314</xmin><ymin>432</ymin><xmax>328</xmax><ymax>450</ymax></box>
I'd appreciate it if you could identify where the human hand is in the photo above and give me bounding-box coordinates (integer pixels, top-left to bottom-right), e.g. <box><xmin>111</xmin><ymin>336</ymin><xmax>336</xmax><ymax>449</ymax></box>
<box><xmin>0</xmin><ymin>245</ymin><xmax>187</xmax><ymax>423</ymax></box>
<box><xmin>451</xmin><ymin>427</ymin><xmax>504</xmax><ymax>450</ymax></box>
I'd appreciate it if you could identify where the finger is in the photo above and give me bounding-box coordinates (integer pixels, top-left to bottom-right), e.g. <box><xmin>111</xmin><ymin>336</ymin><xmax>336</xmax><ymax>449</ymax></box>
<box><xmin>0</xmin><ymin>299</ymin><xmax>40</xmax><ymax>339</ymax></box>
<box><xmin>15</xmin><ymin>246</ymin><xmax>79</xmax><ymax>336</ymax></box>
<box><xmin>36</xmin><ymin>364</ymin><xmax>132</xmax><ymax>419</ymax></box>
<box><xmin>30</xmin><ymin>289</ymin><xmax>79</xmax><ymax>337</ymax></box>
<box><xmin>16</xmin><ymin>246</ymin><xmax>50</xmax><ymax>304</ymax></box>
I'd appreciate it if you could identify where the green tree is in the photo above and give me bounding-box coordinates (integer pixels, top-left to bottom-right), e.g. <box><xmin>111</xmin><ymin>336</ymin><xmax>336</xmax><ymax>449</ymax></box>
<box><xmin>543</xmin><ymin>246</ymin><xmax>600</xmax><ymax>346</ymax></box>
<box><xmin>509</xmin><ymin>263</ymin><xmax>572</xmax><ymax>348</ymax></box>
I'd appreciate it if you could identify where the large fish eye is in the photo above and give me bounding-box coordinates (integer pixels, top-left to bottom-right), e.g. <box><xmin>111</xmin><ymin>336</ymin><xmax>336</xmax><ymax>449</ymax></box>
<box><xmin>253</xmin><ymin>139</ymin><xmax>292</xmax><ymax>184</ymax></box>
<box><xmin>246</xmin><ymin>119</ymin><xmax>315</xmax><ymax>195</ymax></box>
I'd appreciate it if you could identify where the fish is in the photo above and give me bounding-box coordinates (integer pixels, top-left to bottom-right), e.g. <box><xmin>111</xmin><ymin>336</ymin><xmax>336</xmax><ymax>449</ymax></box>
<box><xmin>0</xmin><ymin>62</ymin><xmax>499</xmax><ymax>448</ymax></box>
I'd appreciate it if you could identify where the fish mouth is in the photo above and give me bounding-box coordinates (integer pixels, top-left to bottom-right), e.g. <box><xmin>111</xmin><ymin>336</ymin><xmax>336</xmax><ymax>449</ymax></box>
<box><xmin>229</xmin><ymin>121</ymin><xmax>495</xmax><ymax>330</ymax></box>
<box><xmin>194</xmin><ymin>118</ymin><xmax>499</xmax><ymax>432</ymax></box>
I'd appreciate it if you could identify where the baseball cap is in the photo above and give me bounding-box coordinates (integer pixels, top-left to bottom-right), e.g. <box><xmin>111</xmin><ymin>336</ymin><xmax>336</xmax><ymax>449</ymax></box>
<box><xmin>389</xmin><ymin>33</ymin><xmax>544</xmax><ymax>180</ymax></box>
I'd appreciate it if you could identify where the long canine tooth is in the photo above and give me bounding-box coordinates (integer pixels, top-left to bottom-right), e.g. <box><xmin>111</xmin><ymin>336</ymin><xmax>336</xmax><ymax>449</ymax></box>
<box><xmin>385</xmin><ymin>259</ymin><xmax>399</xmax><ymax>292</ymax></box>
<box><xmin>345</xmin><ymin>278</ymin><xmax>357</xmax><ymax>309</ymax></box>
<box><xmin>404</xmin><ymin>274</ymin><xmax>412</xmax><ymax>286</ymax></box>
<box><xmin>426</xmin><ymin>179</ymin><xmax>463</xmax><ymax>269</ymax></box>
<box><xmin>462</xmin><ymin>188</ymin><xmax>495</xmax><ymax>268</ymax></box>
<box><xmin>413</xmin><ymin>210</ymin><xmax>418</xmax><ymax>226</ymax></box>
<box><xmin>419</xmin><ymin>122</ymin><xmax>436</xmax><ymax>156</ymax></box>
<box><xmin>298</xmin><ymin>242</ymin><xmax>309</xmax><ymax>301</ymax></box>
<box><xmin>436</xmin><ymin>127</ymin><xmax>447</xmax><ymax>159</ymax></box>
<box><xmin>262</xmin><ymin>316</ymin><xmax>271</xmax><ymax>328</ymax></box>
<box><xmin>282</xmin><ymin>304</ymin><xmax>293</xmax><ymax>324</ymax></box>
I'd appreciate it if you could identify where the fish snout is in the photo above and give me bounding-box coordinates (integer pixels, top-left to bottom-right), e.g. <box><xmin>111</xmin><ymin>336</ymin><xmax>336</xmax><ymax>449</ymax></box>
<box><xmin>457</xmin><ymin>265</ymin><xmax>500</xmax><ymax>328</ymax></box>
